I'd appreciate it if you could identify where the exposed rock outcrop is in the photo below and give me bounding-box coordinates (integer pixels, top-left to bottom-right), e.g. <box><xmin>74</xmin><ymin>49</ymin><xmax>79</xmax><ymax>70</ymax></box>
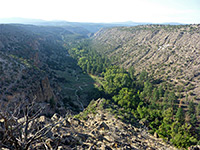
<box><xmin>34</xmin><ymin>76</ymin><xmax>56</xmax><ymax>102</ymax></box>
<box><xmin>1</xmin><ymin>99</ymin><xmax>176</xmax><ymax>150</ymax></box>
<box><xmin>92</xmin><ymin>24</ymin><xmax>200</xmax><ymax>99</ymax></box>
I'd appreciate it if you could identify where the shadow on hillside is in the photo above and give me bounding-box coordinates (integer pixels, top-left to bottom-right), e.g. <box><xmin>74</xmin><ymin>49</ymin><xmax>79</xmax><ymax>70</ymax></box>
<box><xmin>152</xmin><ymin>78</ymin><xmax>164</xmax><ymax>84</ymax></box>
<box><xmin>52</xmin><ymin>55</ymin><xmax>102</xmax><ymax>114</ymax></box>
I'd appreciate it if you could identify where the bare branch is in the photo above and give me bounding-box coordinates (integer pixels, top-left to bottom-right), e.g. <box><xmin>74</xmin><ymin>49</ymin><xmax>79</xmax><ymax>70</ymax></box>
<box><xmin>0</xmin><ymin>96</ymin><xmax>63</xmax><ymax>150</ymax></box>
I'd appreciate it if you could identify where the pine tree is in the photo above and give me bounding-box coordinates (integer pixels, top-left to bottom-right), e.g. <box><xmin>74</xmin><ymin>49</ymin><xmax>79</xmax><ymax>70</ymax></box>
<box><xmin>91</xmin><ymin>67</ymin><xmax>95</xmax><ymax>75</ymax></box>
<box><xmin>168</xmin><ymin>92</ymin><xmax>177</xmax><ymax>112</ymax></box>
<box><xmin>163</xmin><ymin>90</ymin><xmax>169</xmax><ymax>103</ymax></box>
<box><xmin>152</xmin><ymin>88</ymin><xmax>159</xmax><ymax>102</ymax></box>
<box><xmin>128</xmin><ymin>66</ymin><xmax>135</xmax><ymax>80</ymax></box>
<box><xmin>175</xmin><ymin>107</ymin><xmax>185</xmax><ymax>124</ymax></box>
<box><xmin>190</xmin><ymin>114</ymin><xmax>197</xmax><ymax>127</ymax></box>
<box><xmin>168</xmin><ymin>92</ymin><xmax>177</xmax><ymax>106</ymax></box>
<box><xmin>139</xmin><ymin>69</ymin><xmax>148</xmax><ymax>82</ymax></box>
<box><xmin>158</xmin><ymin>84</ymin><xmax>164</xmax><ymax>97</ymax></box>
<box><xmin>196</xmin><ymin>102</ymin><xmax>200</xmax><ymax>116</ymax></box>
<box><xmin>87</xmin><ymin>63</ymin><xmax>91</xmax><ymax>73</ymax></box>
<box><xmin>142</xmin><ymin>81</ymin><xmax>153</xmax><ymax>100</ymax></box>
<box><xmin>188</xmin><ymin>101</ymin><xmax>195</xmax><ymax>115</ymax></box>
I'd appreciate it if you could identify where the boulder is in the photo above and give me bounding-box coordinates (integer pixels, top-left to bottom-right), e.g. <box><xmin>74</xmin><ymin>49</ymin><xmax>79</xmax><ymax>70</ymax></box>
<box><xmin>98</xmin><ymin>122</ymin><xmax>109</xmax><ymax>130</ymax></box>
<box><xmin>0</xmin><ymin>119</ymin><xmax>4</xmax><ymax>127</ymax></box>
<box><xmin>38</xmin><ymin>115</ymin><xmax>46</xmax><ymax>123</ymax></box>
<box><xmin>146</xmin><ymin>147</ymin><xmax>155</xmax><ymax>150</ymax></box>
<box><xmin>104</xmin><ymin>145</ymin><xmax>112</xmax><ymax>150</ymax></box>
<box><xmin>62</xmin><ymin>119</ymin><xmax>71</xmax><ymax>127</ymax></box>
<box><xmin>88</xmin><ymin>144</ymin><xmax>96</xmax><ymax>150</ymax></box>
<box><xmin>154</xmin><ymin>132</ymin><xmax>158</xmax><ymax>138</ymax></box>
<box><xmin>1</xmin><ymin>148</ymin><xmax>10</xmax><ymax>150</ymax></box>
<box><xmin>75</xmin><ymin>133</ymin><xmax>89</xmax><ymax>142</ymax></box>
<box><xmin>104</xmin><ymin>135</ymin><xmax>114</xmax><ymax>142</ymax></box>
<box><xmin>123</xmin><ymin>145</ymin><xmax>132</xmax><ymax>150</ymax></box>
<box><xmin>96</xmin><ymin>113</ymin><xmax>106</xmax><ymax>121</ymax></box>
<box><xmin>68</xmin><ymin>118</ymin><xmax>80</xmax><ymax>127</ymax></box>
<box><xmin>82</xmin><ymin>143</ymin><xmax>90</xmax><ymax>149</ymax></box>
<box><xmin>189</xmin><ymin>145</ymin><xmax>200</xmax><ymax>150</ymax></box>
<box><xmin>45</xmin><ymin>138</ymin><xmax>54</xmax><ymax>149</ymax></box>
<box><xmin>51</xmin><ymin>113</ymin><xmax>60</xmax><ymax>122</ymax></box>
<box><xmin>57</xmin><ymin>146</ymin><xmax>63</xmax><ymax>150</ymax></box>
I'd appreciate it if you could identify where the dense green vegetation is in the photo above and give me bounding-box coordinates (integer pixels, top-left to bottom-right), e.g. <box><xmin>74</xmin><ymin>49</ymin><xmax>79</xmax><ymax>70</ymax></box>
<box><xmin>68</xmin><ymin>41</ymin><xmax>111</xmax><ymax>75</ymax></box>
<box><xmin>68</xmin><ymin>40</ymin><xmax>199</xmax><ymax>148</ymax></box>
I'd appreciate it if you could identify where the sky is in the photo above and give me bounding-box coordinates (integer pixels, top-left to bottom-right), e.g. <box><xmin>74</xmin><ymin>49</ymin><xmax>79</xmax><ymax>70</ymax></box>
<box><xmin>0</xmin><ymin>0</ymin><xmax>200</xmax><ymax>24</ymax></box>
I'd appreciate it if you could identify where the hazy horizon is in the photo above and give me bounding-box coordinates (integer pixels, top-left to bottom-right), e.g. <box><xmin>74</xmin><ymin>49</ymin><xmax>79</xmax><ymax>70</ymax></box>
<box><xmin>0</xmin><ymin>17</ymin><xmax>188</xmax><ymax>25</ymax></box>
<box><xmin>0</xmin><ymin>0</ymin><xmax>200</xmax><ymax>24</ymax></box>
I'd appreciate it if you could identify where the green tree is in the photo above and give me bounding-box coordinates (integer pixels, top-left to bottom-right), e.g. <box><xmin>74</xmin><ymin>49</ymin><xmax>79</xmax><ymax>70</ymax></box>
<box><xmin>140</xmin><ymin>81</ymin><xmax>153</xmax><ymax>101</ymax></box>
<box><xmin>196</xmin><ymin>102</ymin><xmax>200</xmax><ymax>116</ymax></box>
<box><xmin>136</xmin><ymin>102</ymin><xmax>148</xmax><ymax>119</ymax></box>
<box><xmin>152</xmin><ymin>88</ymin><xmax>159</xmax><ymax>102</ymax></box>
<box><xmin>87</xmin><ymin>63</ymin><xmax>91</xmax><ymax>73</ymax></box>
<box><xmin>190</xmin><ymin>114</ymin><xmax>197</xmax><ymax>127</ymax></box>
<box><xmin>103</xmin><ymin>67</ymin><xmax>131</xmax><ymax>95</ymax></box>
<box><xmin>170</xmin><ymin>123</ymin><xmax>197</xmax><ymax>148</ymax></box>
<box><xmin>168</xmin><ymin>92</ymin><xmax>177</xmax><ymax>112</ymax></box>
<box><xmin>128</xmin><ymin>66</ymin><xmax>135</xmax><ymax>80</ymax></box>
<box><xmin>113</xmin><ymin>88</ymin><xmax>139</xmax><ymax>109</ymax></box>
<box><xmin>91</xmin><ymin>67</ymin><xmax>95</xmax><ymax>74</ymax></box>
<box><xmin>139</xmin><ymin>69</ymin><xmax>148</xmax><ymax>82</ymax></box>
<box><xmin>188</xmin><ymin>101</ymin><xmax>195</xmax><ymax>115</ymax></box>
<box><xmin>175</xmin><ymin>107</ymin><xmax>185</xmax><ymax>124</ymax></box>
<box><xmin>157</xmin><ymin>108</ymin><xmax>173</xmax><ymax>139</ymax></box>
<box><xmin>96</xmin><ymin>65</ymin><xmax>102</xmax><ymax>74</ymax></box>
<box><xmin>163</xmin><ymin>90</ymin><xmax>169</xmax><ymax>102</ymax></box>
<box><xmin>78</xmin><ymin>56</ymin><xmax>88</xmax><ymax>71</ymax></box>
<box><xmin>158</xmin><ymin>84</ymin><xmax>164</xmax><ymax>97</ymax></box>
<box><xmin>162</xmin><ymin>90</ymin><xmax>169</xmax><ymax>109</ymax></box>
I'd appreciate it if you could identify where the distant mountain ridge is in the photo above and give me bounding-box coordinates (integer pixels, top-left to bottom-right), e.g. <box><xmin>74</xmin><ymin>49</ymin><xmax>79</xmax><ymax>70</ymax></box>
<box><xmin>0</xmin><ymin>17</ymin><xmax>185</xmax><ymax>33</ymax></box>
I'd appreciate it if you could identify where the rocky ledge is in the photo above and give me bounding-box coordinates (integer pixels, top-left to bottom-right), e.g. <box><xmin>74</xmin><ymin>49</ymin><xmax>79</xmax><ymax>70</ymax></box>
<box><xmin>2</xmin><ymin>99</ymin><xmax>196</xmax><ymax>150</ymax></box>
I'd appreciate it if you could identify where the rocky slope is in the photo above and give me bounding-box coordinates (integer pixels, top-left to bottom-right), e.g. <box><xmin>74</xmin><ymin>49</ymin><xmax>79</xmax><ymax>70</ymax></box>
<box><xmin>0</xmin><ymin>98</ymin><xmax>178</xmax><ymax>150</ymax></box>
<box><xmin>0</xmin><ymin>24</ymin><xmax>61</xmax><ymax>104</ymax></box>
<box><xmin>0</xmin><ymin>24</ymin><xmax>95</xmax><ymax>114</ymax></box>
<box><xmin>1</xmin><ymin>23</ymin><xmax>200</xmax><ymax>149</ymax></box>
<box><xmin>92</xmin><ymin>24</ymin><xmax>200</xmax><ymax>101</ymax></box>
